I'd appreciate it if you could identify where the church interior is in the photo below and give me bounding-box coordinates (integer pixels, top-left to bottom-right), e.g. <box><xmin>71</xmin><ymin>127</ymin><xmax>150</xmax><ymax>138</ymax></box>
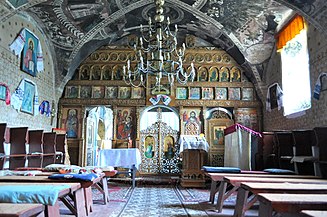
<box><xmin>1</xmin><ymin>0</ymin><xmax>327</xmax><ymax>216</ymax></box>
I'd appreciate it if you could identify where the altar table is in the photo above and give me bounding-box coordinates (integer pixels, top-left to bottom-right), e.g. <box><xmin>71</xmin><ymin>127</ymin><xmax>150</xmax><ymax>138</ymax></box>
<box><xmin>97</xmin><ymin>148</ymin><xmax>141</xmax><ymax>188</ymax></box>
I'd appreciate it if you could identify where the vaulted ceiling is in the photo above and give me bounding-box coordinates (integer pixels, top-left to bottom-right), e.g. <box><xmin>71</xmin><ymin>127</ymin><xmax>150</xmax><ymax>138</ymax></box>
<box><xmin>1</xmin><ymin>0</ymin><xmax>326</xmax><ymax>96</ymax></box>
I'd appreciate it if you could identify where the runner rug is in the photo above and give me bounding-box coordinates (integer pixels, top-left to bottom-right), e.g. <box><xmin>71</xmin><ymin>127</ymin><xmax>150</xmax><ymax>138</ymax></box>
<box><xmin>117</xmin><ymin>185</ymin><xmax>209</xmax><ymax>217</ymax></box>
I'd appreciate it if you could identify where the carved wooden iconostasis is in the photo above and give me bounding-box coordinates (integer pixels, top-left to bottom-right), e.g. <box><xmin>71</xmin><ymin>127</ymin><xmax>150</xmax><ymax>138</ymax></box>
<box><xmin>58</xmin><ymin>39</ymin><xmax>262</xmax><ymax>169</ymax></box>
<box><xmin>139</xmin><ymin>107</ymin><xmax>180</xmax><ymax>174</ymax></box>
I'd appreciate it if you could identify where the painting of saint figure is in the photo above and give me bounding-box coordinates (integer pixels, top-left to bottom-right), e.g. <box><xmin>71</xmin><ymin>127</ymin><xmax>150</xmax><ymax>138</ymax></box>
<box><xmin>66</xmin><ymin>109</ymin><xmax>78</xmax><ymax>138</ymax></box>
<box><xmin>116</xmin><ymin>108</ymin><xmax>133</xmax><ymax>139</ymax></box>
<box><xmin>164</xmin><ymin>136</ymin><xmax>175</xmax><ymax>159</ymax></box>
<box><xmin>22</xmin><ymin>30</ymin><xmax>38</xmax><ymax>76</ymax></box>
<box><xmin>144</xmin><ymin>136</ymin><xmax>155</xmax><ymax>159</ymax></box>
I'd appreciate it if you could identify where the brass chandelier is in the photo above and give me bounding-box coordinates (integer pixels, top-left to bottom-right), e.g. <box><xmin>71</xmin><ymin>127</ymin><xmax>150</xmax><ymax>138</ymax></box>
<box><xmin>123</xmin><ymin>0</ymin><xmax>195</xmax><ymax>89</ymax></box>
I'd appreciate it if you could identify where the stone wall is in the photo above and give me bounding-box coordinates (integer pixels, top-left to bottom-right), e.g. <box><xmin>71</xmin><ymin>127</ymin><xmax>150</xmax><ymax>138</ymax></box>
<box><xmin>263</xmin><ymin>23</ymin><xmax>327</xmax><ymax>131</ymax></box>
<box><xmin>0</xmin><ymin>13</ymin><xmax>57</xmax><ymax>130</ymax></box>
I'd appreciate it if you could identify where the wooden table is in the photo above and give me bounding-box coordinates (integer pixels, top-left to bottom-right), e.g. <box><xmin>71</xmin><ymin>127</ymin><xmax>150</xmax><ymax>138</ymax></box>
<box><xmin>0</xmin><ymin>182</ymin><xmax>84</xmax><ymax>217</ymax></box>
<box><xmin>258</xmin><ymin>193</ymin><xmax>327</xmax><ymax>217</ymax></box>
<box><xmin>301</xmin><ymin>210</ymin><xmax>327</xmax><ymax>217</ymax></box>
<box><xmin>0</xmin><ymin>203</ymin><xmax>44</xmax><ymax>217</ymax></box>
<box><xmin>215</xmin><ymin>176</ymin><xmax>327</xmax><ymax>213</ymax></box>
<box><xmin>234</xmin><ymin>182</ymin><xmax>327</xmax><ymax>217</ymax></box>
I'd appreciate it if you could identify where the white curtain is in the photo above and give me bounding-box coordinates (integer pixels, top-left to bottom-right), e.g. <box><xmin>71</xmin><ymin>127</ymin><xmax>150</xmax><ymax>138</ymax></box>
<box><xmin>281</xmin><ymin>29</ymin><xmax>311</xmax><ymax>116</ymax></box>
<box><xmin>224</xmin><ymin>128</ymin><xmax>251</xmax><ymax>170</ymax></box>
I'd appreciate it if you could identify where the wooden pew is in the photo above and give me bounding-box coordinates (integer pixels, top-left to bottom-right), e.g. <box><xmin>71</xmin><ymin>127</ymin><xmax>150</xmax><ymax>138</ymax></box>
<box><xmin>0</xmin><ymin>182</ymin><xmax>84</xmax><ymax>217</ymax></box>
<box><xmin>234</xmin><ymin>182</ymin><xmax>327</xmax><ymax>217</ymax></box>
<box><xmin>0</xmin><ymin>203</ymin><xmax>44</xmax><ymax>217</ymax></box>
<box><xmin>313</xmin><ymin>127</ymin><xmax>327</xmax><ymax>178</ymax></box>
<box><xmin>292</xmin><ymin>129</ymin><xmax>316</xmax><ymax>175</ymax></box>
<box><xmin>54</xmin><ymin>134</ymin><xmax>65</xmax><ymax>164</ymax></box>
<box><xmin>27</xmin><ymin>130</ymin><xmax>44</xmax><ymax>168</ymax></box>
<box><xmin>257</xmin><ymin>193</ymin><xmax>327</xmax><ymax>217</ymax></box>
<box><xmin>215</xmin><ymin>175</ymin><xmax>326</xmax><ymax>213</ymax></box>
<box><xmin>301</xmin><ymin>210</ymin><xmax>327</xmax><ymax>217</ymax></box>
<box><xmin>0</xmin><ymin>123</ymin><xmax>6</xmax><ymax>170</ymax></box>
<box><xmin>274</xmin><ymin>131</ymin><xmax>294</xmax><ymax>171</ymax></box>
<box><xmin>42</xmin><ymin>132</ymin><xmax>56</xmax><ymax>167</ymax></box>
<box><xmin>0</xmin><ymin>123</ymin><xmax>6</xmax><ymax>154</ymax></box>
<box><xmin>259</xmin><ymin>132</ymin><xmax>277</xmax><ymax>169</ymax></box>
<box><xmin>7</xmin><ymin>127</ymin><xmax>28</xmax><ymax>169</ymax></box>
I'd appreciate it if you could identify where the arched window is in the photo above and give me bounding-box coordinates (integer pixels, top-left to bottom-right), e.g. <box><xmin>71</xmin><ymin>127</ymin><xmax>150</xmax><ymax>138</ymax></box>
<box><xmin>277</xmin><ymin>15</ymin><xmax>311</xmax><ymax>116</ymax></box>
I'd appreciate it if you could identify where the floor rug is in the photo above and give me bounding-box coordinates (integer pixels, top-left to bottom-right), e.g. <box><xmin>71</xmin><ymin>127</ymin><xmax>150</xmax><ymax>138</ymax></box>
<box><xmin>117</xmin><ymin>185</ymin><xmax>209</xmax><ymax>217</ymax></box>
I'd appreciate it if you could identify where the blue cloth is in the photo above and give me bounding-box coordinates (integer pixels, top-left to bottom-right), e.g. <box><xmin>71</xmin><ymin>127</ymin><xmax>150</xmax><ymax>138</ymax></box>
<box><xmin>48</xmin><ymin>173</ymin><xmax>98</xmax><ymax>181</ymax></box>
<box><xmin>202</xmin><ymin>166</ymin><xmax>241</xmax><ymax>173</ymax></box>
<box><xmin>0</xmin><ymin>184</ymin><xmax>70</xmax><ymax>206</ymax></box>
<box><xmin>263</xmin><ymin>168</ymin><xmax>296</xmax><ymax>175</ymax></box>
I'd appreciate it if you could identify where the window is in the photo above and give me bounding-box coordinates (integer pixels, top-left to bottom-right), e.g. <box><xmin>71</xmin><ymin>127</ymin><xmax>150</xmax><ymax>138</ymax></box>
<box><xmin>279</xmin><ymin>19</ymin><xmax>311</xmax><ymax>116</ymax></box>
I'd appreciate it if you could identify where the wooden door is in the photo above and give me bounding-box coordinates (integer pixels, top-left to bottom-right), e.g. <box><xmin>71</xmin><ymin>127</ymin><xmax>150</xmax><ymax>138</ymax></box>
<box><xmin>139</xmin><ymin>109</ymin><xmax>180</xmax><ymax>174</ymax></box>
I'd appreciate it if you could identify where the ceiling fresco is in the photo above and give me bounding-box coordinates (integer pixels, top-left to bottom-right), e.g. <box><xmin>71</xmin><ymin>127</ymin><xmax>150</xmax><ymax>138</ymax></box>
<box><xmin>1</xmin><ymin>0</ymin><xmax>327</xmax><ymax>96</ymax></box>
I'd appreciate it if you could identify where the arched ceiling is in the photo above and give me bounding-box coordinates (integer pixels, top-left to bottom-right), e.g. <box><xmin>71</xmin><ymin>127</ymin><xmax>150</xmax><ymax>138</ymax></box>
<box><xmin>1</xmin><ymin>0</ymin><xmax>326</xmax><ymax>97</ymax></box>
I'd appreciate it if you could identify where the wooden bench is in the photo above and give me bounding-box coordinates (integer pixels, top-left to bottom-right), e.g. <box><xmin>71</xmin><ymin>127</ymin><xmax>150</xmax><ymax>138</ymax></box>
<box><xmin>257</xmin><ymin>193</ymin><xmax>327</xmax><ymax>217</ymax></box>
<box><xmin>205</xmin><ymin>172</ymin><xmax>315</xmax><ymax>205</ymax></box>
<box><xmin>234</xmin><ymin>182</ymin><xmax>327</xmax><ymax>217</ymax></box>
<box><xmin>0</xmin><ymin>182</ymin><xmax>84</xmax><ymax>217</ymax></box>
<box><xmin>0</xmin><ymin>203</ymin><xmax>44</xmax><ymax>217</ymax></box>
<box><xmin>215</xmin><ymin>175</ymin><xmax>326</xmax><ymax>213</ymax></box>
<box><xmin>301</xmin><ymin>210</ymin><xmax>327</xmax><ymax>217</ymax></box>
<box><xmin>0</xmin><ymin>173</ymin><xmax>109</xmax><ymax>215</ymax></box>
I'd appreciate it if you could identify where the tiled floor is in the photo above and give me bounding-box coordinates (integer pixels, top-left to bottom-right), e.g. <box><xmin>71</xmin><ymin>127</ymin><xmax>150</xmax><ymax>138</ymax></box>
<box><xmin>60</xmin><ymin>176</ymin><xmax>259</xmax><ymax>217</ymax></box>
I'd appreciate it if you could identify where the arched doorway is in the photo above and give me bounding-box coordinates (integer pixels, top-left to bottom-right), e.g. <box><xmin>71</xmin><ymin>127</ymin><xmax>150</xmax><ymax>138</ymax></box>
<box><xmin>139</xmin><ymin>105</ymin><xmax>180</xmax><ymax>174</ymax></box>
<box><xmin>205</xmin><ymin>107</ymin><xmax>234</xmax><ymax>166</ymax></box>
<box><xmin>84</xmin><ymin>106</ymin><xmax>113</xmax><ymax>166</ymax></box>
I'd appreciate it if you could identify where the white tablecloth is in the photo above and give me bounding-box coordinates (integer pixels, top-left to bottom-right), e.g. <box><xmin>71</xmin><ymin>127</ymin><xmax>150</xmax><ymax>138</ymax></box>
<box><xmin>179</xmin><ymin>135</ymin><xmax>209</xmax><ymax>153</ymax></box>
<box><xmin>97</xmin><ymin>148</ymin><xmax>142</xmax><ymax>169</ymax></box>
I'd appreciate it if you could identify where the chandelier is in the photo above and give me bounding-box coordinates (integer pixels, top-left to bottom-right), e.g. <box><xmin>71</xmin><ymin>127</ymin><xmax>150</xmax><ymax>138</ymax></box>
<box><xmin>123</xmin><ymin>0</ymin><xmax>195</xmax><ymax>89</ymax></box>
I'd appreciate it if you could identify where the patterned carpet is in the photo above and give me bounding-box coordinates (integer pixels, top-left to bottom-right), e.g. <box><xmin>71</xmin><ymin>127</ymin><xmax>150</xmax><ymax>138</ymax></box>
<box><xmin>117</xmin><ymin>185</ymin><xmax>209</xmax><ymax>217</ymax></box>
<box><xmin>91</xmin><ymin>178</ymin><xmax>243</xmax><ymax>217</ymax></box>
<box><xmin>70</xmin><ymin>179</ymin><xmax>242</xmax><ymax>217</ymax></box>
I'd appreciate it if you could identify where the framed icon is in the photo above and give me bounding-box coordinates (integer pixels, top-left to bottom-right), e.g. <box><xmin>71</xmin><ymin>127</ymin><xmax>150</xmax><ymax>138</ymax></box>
<box><xmin>118</xmin><ymin>87</ymin><xmax>131</xmax><ymax>99</ymax></box>
<box><xmin>230</xmin><ymin>66</ymin><xmax>241</xmax><ymax>82</ymax></box>
<box><xmin>65</xmin><ymin>86</ymin><xmax>79</xmax><ymax>98</ymax></box>
<box><xmin>21</xmin><ymin>80</ymin><xmax>35</xmax><ymax>114</ymax></box>
<box><xmin>202</xmin><ymin>87</ymin><xmax>214</xmax><ymax>99</ymax></box>
<box><xmin>189</xmin><ymin>87</ymin><xmax>200</xmax><ymax>99</ymax></box>
<box><xmin>242</xmin><ymin>87</ymin><xmax>253</xmax><ymax>101</ymax></box>
<box><xmin>209</xmin><ymin>67</ymin><xmax>218</xmax><ymax>82</ymax></box>
<box><xmin>131</xmin><ymin>87</ymin><xmax>145</xmax><ymax>99</ymax></box>
<box><xmin>176</xmin><ymin>87</ymin><xmax>187</xmax><ymax>99</ymax></box>
<box><xmin>219</xmin><ymin>66</ymin><xmax>230</xmax><ymax>82</ymax></box>
<box><xmin>215</xmin><ymin>87</ymin><xmax>227</xmax><ymax>100</ymax></box>
<box><xmin>105</xmin><ymin>86</ymin><xmax>118</xmax><ymax>99</ymax></box>
<box><xmin>92</xmin><ymin>86</ymin><xmax>104</xmax><ymax>98</ymax></box>
<box><xmin>228</xmin><ymin>87</ymin><xmax>241</xmax><ymax>100</ymax></box>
